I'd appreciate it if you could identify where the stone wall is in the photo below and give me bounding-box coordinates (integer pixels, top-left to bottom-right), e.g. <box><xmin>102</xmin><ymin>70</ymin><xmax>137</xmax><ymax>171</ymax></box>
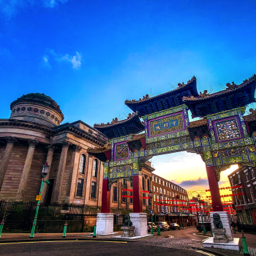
<box><xmin>23</xmin><ymin>146</ymin><xmax>47</xmax><ymax>201</ymax></box>
<box><xmin>0</xmin><ymin>144</ymin><xmax>28</xmax><ymax>200</ymax></box>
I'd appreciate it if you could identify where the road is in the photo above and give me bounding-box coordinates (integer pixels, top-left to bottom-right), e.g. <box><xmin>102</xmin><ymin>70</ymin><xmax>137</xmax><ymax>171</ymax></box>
<box><xmin>0</xmin><ymin>240</ymin><xmax>210</xmax><ymax>256</ymax></box>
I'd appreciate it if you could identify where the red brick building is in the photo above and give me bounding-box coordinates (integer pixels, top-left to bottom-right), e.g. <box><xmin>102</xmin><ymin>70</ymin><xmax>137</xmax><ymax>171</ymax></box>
<box><xmin>228</xmin><ymin>166</ymin><xmax>256</xmax><ymax>227</ymax></box>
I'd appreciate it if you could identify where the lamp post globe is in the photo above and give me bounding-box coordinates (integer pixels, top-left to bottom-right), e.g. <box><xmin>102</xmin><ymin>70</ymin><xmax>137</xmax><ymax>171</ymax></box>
<box><xmin>42</xmin><ymin>161</ymin><xmax>49</xmax><ymax>177</ymax></box>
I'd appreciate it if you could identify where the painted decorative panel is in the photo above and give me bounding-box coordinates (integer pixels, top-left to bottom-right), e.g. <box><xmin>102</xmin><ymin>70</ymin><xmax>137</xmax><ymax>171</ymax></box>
<box><xmin>213</xmin><ymin>116</ymin><xmax>243</xmax><ymax>143</ymax></box>
<box><xmin>148</xmin><ymin>112</ymin><xmax>185</xmax><ymax>138</ymax></box>
<box><xmin>114</xmin><ymin>142</ymin><xmax>129</xmax><ymax>161</ymax></box>
<box><xmin>109</xmin><ymin>164</ymin><xmax>133</xmax><ymax>179</ymax></box>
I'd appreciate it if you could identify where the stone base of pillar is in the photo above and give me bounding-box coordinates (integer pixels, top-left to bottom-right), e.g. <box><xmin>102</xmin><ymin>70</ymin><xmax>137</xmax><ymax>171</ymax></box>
<box><xmin>203</xmin><ymin>211</ymin><xmax>241</xmax><ymax>251</ymax></box>
<box><xmin>203</xmin><ymin>237</ymin><xmax>241</xmax><ymax>251</ymax></box>
<box><xmin>129</xmin><ymin>213</ymin><xmax>147</xmax><ymax>237</ymax></box>
<box><xmin>96</xmin><ymin>213</ymin><xmax>114</xmax><ymax>236</ymax></box>
<box><xmin>210</xmin><ymin>211</ymin><xmax>233</xmax><ymax>241</ymax></box>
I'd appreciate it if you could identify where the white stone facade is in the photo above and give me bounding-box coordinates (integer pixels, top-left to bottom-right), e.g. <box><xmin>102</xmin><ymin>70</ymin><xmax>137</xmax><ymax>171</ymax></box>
<box><xmin>96</xmin><ymin>213</ymin><xmax>114</xmax><ymax>235</ymax></box>
<box><xmin>129</xmin><ymin>212</ymin><xmax>147</xmax><ymax>236</ymax></box>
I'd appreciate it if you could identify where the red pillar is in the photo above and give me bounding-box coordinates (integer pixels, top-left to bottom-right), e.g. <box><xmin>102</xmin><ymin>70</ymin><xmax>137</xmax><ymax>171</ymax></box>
<box><xmin>133</xmin><ymin>175</ymin><xmax>142</xmax><ymax>213</ymax></box>
<box><xmin>101</xmin><ymin>179</ymin><xmax>110</xmax><ymax>213</ymax></box>
<box><xmin>206</xmin><ymin>166</ymin><xmax>223</xmax><ymax>211</ymax></box>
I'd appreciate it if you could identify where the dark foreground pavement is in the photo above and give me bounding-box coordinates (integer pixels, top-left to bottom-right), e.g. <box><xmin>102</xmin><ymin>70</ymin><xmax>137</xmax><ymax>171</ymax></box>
<box><xmin>0</xmin><ymin>240</ymin><xmax>210</xmax><ymax>256</ymax></box>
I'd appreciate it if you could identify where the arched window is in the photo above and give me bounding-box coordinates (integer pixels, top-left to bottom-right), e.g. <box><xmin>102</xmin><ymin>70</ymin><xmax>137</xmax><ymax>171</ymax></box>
<box><xmin>78</xmin><ymin>154</ymin><xmax>86</xmax><ymax>174</ymax></box>
<box><xmin>92</xmin><ymin>159</ymin><xmax>98</xmax><ymax>177</ymax></box>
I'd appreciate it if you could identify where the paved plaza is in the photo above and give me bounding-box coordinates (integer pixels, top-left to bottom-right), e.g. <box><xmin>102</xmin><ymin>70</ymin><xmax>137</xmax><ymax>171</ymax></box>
<box><xmin>0</xmin><ymin>240</ymin><xmax>209</xmax><ymax>256</ymax></box>
<box><xmin>1</xmin><ymin>227</ymin><xmax>256</xmax><ymax>255</ymax></box>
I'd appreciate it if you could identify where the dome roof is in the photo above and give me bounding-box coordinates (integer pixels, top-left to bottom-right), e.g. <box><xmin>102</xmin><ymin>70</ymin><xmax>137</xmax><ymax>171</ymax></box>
<box><xmin>10</xmin><ymin>93</ymin><xmax>64</xmax><ymax>127</ymax></box>
<box><xmin>11</xmin><ymin>93</ymin><xmax>64</xmax><ymax>119</ymax></box>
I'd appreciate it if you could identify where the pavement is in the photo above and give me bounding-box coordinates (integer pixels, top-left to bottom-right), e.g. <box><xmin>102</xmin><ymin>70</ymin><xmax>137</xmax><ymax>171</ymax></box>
<box><xmin>1</xmin><ymin>227</ymin><xmax>256</xmax><ymax>256</ymax></box>
<box><xmin>0</xmin><ymin>240</ymin><xmax>211</xmax><ymax>256</ymax></box>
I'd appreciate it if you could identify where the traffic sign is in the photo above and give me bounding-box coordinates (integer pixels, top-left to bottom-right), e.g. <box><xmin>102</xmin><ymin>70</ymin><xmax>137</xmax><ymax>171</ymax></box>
<box><xmin>36</xmin><ymin>195</ymin><xmax>41</xmax><ymax>201</ymax></box>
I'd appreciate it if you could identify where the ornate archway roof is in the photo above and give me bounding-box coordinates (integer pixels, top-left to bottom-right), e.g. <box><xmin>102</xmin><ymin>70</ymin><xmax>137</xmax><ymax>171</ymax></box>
<box><xmin>125</xmin><ymin>76</ymin><xmax>198</xmax><ymax>117</ymax></box>
<box><xmin>183</xmin><ymin>74</ymin><xmax>256</xmax><ymax>118</ymax></box>
<box><xmin>94</xmin><ymin>112</ymin><xmax>144</xmax><ymax>139</ymax></box>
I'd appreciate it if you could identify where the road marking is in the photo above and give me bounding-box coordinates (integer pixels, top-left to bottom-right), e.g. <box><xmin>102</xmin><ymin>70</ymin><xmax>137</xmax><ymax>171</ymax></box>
<box><xmin>193</xmin><ymin>233</ymin><xmax>209</xmax><ymax>238</ymax></box>
<box><xmin>195</xmin><ymin>250</ymin><xmax>216</xmax><ymax>256</ymax></box>
<box><xmin>0</xmin><ymin>240</ymin><xmax>127</xmax><ymax>245</ymax></box>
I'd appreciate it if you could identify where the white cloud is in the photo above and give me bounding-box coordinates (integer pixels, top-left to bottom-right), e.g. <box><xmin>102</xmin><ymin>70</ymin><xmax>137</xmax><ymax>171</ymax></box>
<box><xmin>42</xmin><ymin>49</ymin><xmax>82</xmax><ymax>70</ymax></box>
<box><xmin>42</xmin><ymin>54</ymin><xmax>51</xmax><ymax>68</ymax></box>
<box><xmin>58</xmin><ymin>52</ymin><xmax>82</xmax><ymax>69</ymax></box>
<box><xmin>0</xmin><ymin>0</ymin><xmax>68</xmax><ymax>18</ymax></box>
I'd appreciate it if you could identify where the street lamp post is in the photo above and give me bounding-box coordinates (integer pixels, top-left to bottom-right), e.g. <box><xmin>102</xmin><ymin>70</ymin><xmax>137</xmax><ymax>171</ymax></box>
<box><xmin>30</xmin><ymin>161</ymin><xmax>50</xmax><ymax>238</ymax></box>
<box><xmin>180</xmin><ymin>208</ymin><xmax>184</xmax><ymax>229</ymax></box>
<box><xmin>148</xmin><ymin>190</ymin><xmax>154</xmax><ymax>235</ymax></box>
<box><xmin>197</xmin><ymin>194</ymin><xmax>206</xmax><ymax>234</ymax></box>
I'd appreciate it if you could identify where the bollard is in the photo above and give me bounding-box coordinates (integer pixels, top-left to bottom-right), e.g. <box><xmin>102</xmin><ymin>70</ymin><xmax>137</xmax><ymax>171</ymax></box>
<box><xmin>62</xmin><ymin>221</ymin><xmax>68</xmax><ymax>238</ymax></box>
<box><xmin>151</xmin><ymin>225</ymin><xmax>154</xmax><ymax>235</ymax></box>
<box><xmin>242</xmin><ymin>231</ymin><xmax>250</xmax><ymax>255</ymax></box>
<box><xmin>0</xmin><ymin>221</ymin><xmax>4</xmax><ymax>238</ymax></box>
<box><xmin>157</xmin><ymin>226</ymin><xmax>161</xmax><ymax>236</ymax></box>
<box><xmin>210</xmin><ymin>228</ymin><xmax>213</xmax><ymax>237</ymax></box>
<box><xmin>93</xmin><ymin>225</ymin><xmax>96</xmax><ymax>238</ymax></box>
<box><xmin>203</xmin><ymin>225</ymin><xmax>206</xmax><ymax>235</ymax></box>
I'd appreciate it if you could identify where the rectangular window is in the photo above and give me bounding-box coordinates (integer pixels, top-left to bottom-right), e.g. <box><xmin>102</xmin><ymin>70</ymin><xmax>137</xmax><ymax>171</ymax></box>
<box><xmin>91</xmin><ymin>181</ymin><xmax>97</xmax><ymax>198</ymax></box>
<box><xmin>241</xmin><ymin>188</ymin><xmax>246</xmax><ymax>204</ymax></box>
<box><xmin>245</xmin><ymin>172</ymin><xmax>249</xmax><ymax>182</ymax></box>
<box><xmin>76</xmin><ymin>178</ymin><xmax>84</xmax><ymax>197</ymax></box>
<box><xmin>238</xmin><ymin>174</ymin><xmax>241</xmax><ymax>183</ymax></box>
<box><xmin>249</xmin><ymin>187</ymin><xmax>254</xmax><ymax>202</ymax></box>
<box><xmin>251</xmin><ymin>169</ymin><xmax>255</xmax><ymax>179</ymax></box>
<box><xmin>143</xmin><ymin>193</ymin><xmax>146</xmax><ymax>205</ymax></box>
<box><xmin>130</xmin><ymin>191</ymin><xmax>133</xmax><ymax>203</ymax></box>
<box><xmin>152</xmin><ymin>176</ymin><xmax>154</xmax><ymax>182</ymax></box>
<box><xmin>153</xmin><ymin>186</ymin><xmax>155</xmax><ymax>192</ymax></box>
<box><xmin>130</xmin><ymin>181</ymin><xmax>133</xmax><ymax>187</ymax></box>
<box><xmin>122</xmin><ymin>190</ymin><xmax>126</xmax><ymax>203</ymax></box>
<box><xmin>113</xmin><ymin>186</ymin><xmax>117</xmax><ymax>202</ymax></box>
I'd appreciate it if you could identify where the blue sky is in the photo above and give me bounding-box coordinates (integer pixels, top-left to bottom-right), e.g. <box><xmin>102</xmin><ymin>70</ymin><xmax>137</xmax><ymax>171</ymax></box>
<box><xmin>0</xmin><ymin>0</ymin><xmax>255</xmax><ymax>193</ymax></box>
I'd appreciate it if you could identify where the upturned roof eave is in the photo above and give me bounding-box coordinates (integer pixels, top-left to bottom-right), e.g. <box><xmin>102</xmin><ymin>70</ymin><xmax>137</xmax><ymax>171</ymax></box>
<box><xmin>183</xmin><ymin>76</ymin><xmax>256</xmax><ymax>103</ymax></box>
<box><xmin>125</xmin><ymin>78</ymin><xmax>198</xmax><ymax>108</ymax></box>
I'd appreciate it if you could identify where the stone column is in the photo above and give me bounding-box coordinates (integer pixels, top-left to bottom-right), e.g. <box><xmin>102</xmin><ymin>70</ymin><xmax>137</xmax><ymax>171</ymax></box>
<box><xmin>101</xmin><ymin>179</ymin><xmax>110</xmax><ymax>213</ymax></box>
<box><xmin>118</xmin><ymin>179</ymin><xmax>122</xmax><ymax>210</ymax></box>
<box><xmin>133</xmin><ymin>174</ymin><xmax>142</xmax><ymax>213</ymax></box>
<box><xmin>16</xmin><ymin>139</ymin><xmax>39</xmax><ymax>201</ymax></box>
<box><xmin>52</xmin><ymin>142</ymin><xmax>71</xmax><ymax>204</ymax></box>
<box><xmin>126</xmin><ymin>180</ymin><xmax>130</xmax><ymax>210</ymax></box>
<box><xmin>41</xmin><ymin>145</ymin><xmax>55</xmax><ymax>203</ymax></box>
<box><xmin>206</xmin><ymin>166</ymin><xmax>223</xmax><ymax>211</ymax></box>
<box><xmin>0</xmin><ymin>137</ymin><xmax>17</xmax><ymax>190</ymax></box>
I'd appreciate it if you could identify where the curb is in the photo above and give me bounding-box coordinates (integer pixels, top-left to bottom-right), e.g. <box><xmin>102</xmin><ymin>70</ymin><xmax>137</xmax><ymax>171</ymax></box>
<box><xmin>192</xmin><ymin>247</ymin><xmax>228</xmax><ymax>256</ymax></box>
<box><xmin>0</xmin><ymin>237</ymin><xmax>141</xmax><ymax>244</ymax></box>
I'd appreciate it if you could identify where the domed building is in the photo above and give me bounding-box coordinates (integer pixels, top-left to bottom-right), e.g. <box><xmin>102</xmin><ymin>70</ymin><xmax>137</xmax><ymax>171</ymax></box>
<box><xmin>0</xmin><ymin>93</ymin><xmax>108</xmax><ymax>208</ymax></box>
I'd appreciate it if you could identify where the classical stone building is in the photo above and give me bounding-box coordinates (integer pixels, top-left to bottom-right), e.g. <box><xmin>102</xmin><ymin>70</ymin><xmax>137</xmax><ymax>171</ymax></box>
<box><xmin>0</xmin><ymin>93</ymin><xmax>108</xmax><ymax>214</ymax></box>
